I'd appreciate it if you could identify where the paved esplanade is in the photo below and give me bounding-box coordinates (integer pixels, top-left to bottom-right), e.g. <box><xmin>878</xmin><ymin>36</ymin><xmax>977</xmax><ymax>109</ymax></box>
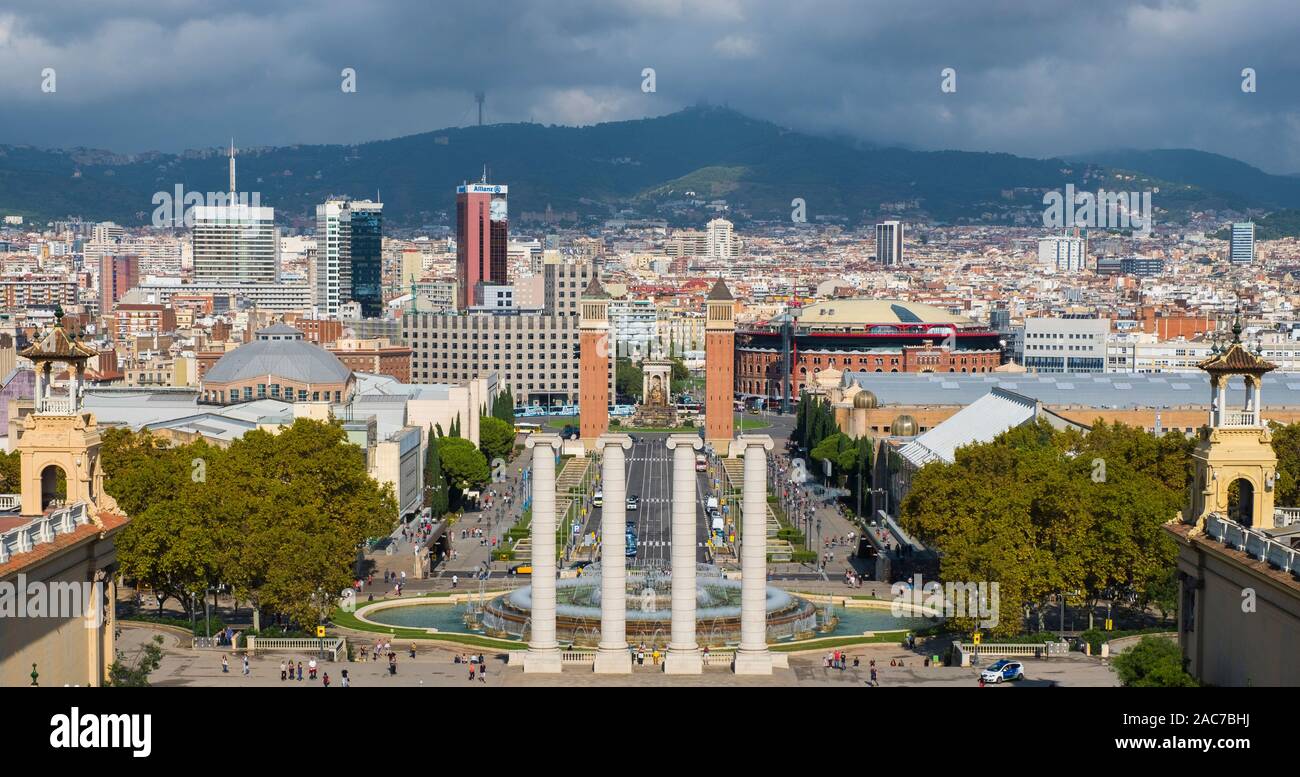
<box><xmin>664</xmin><ymin>434</ymin><xmax>704</xmax><ymax>674</ymax></box>
<box><xmin>593</xmin><ymin>433</ymin><xmax>633</xmax><ymax>674</ymax></box>
<box><xmin>735</xmin><ymin>435</ymin><xmax>775</xmax><ymax>674</ymax></box>
<box><xmin>523</xmin><ymin>433</ymin><xmax>563</xmax><ymax>673</ymax></box>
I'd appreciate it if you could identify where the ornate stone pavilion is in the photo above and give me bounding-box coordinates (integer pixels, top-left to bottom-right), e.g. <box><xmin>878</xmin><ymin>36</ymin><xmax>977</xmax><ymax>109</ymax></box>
<box><xmin>1</xmin><ymin>316</ymin><xmax>128</xmax><ymax>687</ymax></box>
<box><xmin>1168</xmin><ymin>321</ymin><xmax>1300</xmax><ymax>685</ymax></box>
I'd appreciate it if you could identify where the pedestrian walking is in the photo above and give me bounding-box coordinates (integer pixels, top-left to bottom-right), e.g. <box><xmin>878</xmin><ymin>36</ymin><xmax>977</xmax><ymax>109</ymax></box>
<box><xmin>242</xmin><ymin>656</ymin><xmax>250</xmax><ymax>676</ymax></box>
<box><xmin>222</xmin><ymin>655</ymin><xmax>229</xmax><ymax>673</ymax></box>
<box><xmin>341</xmin><ymin>669</ymin><xmax>350</xmax><ymax>688</ymax></box>
<box><xmin>279</xmin><ymin>659</ymin><xmax>287</xmax><ymax>681</ymax></box>
<box><xmin>322</xmin><ymin>672</ymin><xmax>331</xmax><ymax>688</ymax></box>
<box><xmin>296</xmin><ymin>661</ymin><xmax>303</xmax><ymax>681</ymax></box>
<box><xmin>308</xmin><ymin>657</ymin><xmax>317</xmax><ymax>680</ymax></box>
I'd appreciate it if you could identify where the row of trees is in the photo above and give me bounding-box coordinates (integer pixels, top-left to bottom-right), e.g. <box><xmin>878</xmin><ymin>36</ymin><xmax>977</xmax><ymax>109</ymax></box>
<box><xmin>490</xmin><ymin>388</ymin><xmax>516</xmax><ymax>424</ymax></box>
<box><xmin>421</xmin><ymin>409</ymin><xmax>519</xmax><ymax>519</ymax></box>
<box><xmin>104</xmin><ymin>419</ymin><xmax>396</xmax><ymax>629</ymax></box>
<box><xmin>793</xmin><ymin>392</ymin><xmax>875</xmax><ymax>510</ymax></box>
<box><xmin>899</xmin><ymin>418</ymin><xmax>1194</xmax><ymax>636</ymax></box>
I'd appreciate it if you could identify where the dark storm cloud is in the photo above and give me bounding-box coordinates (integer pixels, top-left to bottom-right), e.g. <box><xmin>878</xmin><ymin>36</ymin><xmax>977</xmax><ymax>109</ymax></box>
<box><xmin>1</xmin><ymin>0</ymin><xmax>1297</xmax><ymax>171</ymax></box>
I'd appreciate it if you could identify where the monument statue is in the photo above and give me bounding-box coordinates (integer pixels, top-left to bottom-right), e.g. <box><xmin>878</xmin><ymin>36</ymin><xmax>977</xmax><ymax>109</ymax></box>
<box><xmin>630</xmin><ymin>359</ymin><xmax>679</xmax><ymax>428</ymax></box>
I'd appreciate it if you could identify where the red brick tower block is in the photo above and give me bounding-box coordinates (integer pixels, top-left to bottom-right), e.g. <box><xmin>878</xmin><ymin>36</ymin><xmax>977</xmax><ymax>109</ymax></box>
<box><xmin>705</xmin><ymin>278</ymin><xmax>735</xmax><ymax>449</ymax></box>
<box><xmin>579</xmin><ymin>276</ymin><xmax>611</xmax><ymax>446</ymax></box>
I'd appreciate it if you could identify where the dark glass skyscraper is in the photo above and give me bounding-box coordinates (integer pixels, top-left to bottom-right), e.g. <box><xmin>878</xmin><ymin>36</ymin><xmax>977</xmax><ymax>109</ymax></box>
<box><xmin>348</xmin><ymin>201</ymin><xmax>383</xmax><ymax>317</ymax></box>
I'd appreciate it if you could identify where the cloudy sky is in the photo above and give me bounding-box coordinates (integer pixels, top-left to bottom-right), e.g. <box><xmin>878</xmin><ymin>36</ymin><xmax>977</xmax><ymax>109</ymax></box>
<box><xmin>2</xmin><ymin>0</ymin><xmax>1299</xmax><ymax>171</ymax></box>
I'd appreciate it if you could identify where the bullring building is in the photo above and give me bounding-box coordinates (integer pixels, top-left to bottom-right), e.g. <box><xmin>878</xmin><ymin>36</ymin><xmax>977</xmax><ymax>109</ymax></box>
<box><xmin>736</xmin><ymin>299</ymin><xmax>1003</xmax><ymax>402</ymax></box>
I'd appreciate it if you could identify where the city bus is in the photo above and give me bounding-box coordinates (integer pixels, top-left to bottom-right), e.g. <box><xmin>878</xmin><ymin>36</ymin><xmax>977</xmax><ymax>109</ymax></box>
<box><xmin>514</xmin><ymin>422</ymin><xmax>541</xmax><ymax>435</ymax></box>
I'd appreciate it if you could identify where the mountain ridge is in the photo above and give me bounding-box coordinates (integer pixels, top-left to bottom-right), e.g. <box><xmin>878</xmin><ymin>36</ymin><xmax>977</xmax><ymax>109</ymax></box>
<box><xmin>1</xmin><ymin>107</ymin><xmax>1296</xmax><ymax>228</ymax></box>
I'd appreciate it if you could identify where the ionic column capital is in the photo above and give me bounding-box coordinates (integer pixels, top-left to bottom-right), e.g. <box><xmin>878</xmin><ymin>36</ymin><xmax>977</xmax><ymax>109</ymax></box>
<box><xmin>738</xmin><ymin>434</ymin><xmax>774</xmax><ymax>452</ymax></box>
<box><xmin>596</xmin><ymin>433</ymin><xmax>633</xmax><ymax>452</ymax></box>
<box><xmin>665</xmin><ymin>434</ymin><xmax>703</xmax><ymax>452</ymax></box>
<box><xmin>526</xmin><ymin>433</ymin><xmax>563</xmax><ymax>452</ymax></box>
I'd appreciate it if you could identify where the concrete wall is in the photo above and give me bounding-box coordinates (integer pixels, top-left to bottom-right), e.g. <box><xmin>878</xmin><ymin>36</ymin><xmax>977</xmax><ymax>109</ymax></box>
<box><xmin>1177</xmin><ymin>540</ymin><xmax>1300</xmax><ymax>686</ymax></box>
<box><xmin>0</xmin><ymin>537</ymin><xmax>117</xmax><ymax>687</ymax></box>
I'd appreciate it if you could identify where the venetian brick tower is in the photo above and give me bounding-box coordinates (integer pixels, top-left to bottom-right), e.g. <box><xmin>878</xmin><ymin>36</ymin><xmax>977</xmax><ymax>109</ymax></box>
<box><xmin>579</xmin><ymin>275</ymin><xmax>611</xmax><ymax>447</ymax></box>
<box><xmin>705</xmin><ymin>278</ymin><xmax>735</xmax><ymax>449</ymax></box>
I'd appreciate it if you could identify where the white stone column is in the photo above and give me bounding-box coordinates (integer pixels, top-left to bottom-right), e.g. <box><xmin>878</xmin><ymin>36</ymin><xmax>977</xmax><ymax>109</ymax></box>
<box><xmin>664</xmin><ymin>434</ymin><xmax>703</xmax><ymax>674</ymax></box>
<box><xmin>523</xmin><ymin>433</ymin><xmax>563</xmax><ymax>673</ymax></box>
<box><xmin>594</xmin><ymin>433</ymin><xmax>633</xmax><ymax>674</ymax></box>
<box><xmin>735</xmin><ymin>434</ymin><xmax>775</xmax><ymax>675</ymax></box>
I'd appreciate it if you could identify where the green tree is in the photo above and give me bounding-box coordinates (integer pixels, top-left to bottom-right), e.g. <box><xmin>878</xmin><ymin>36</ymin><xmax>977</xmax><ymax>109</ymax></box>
<box><xmin>900</xmin><ymin>418</ymin><xmax>1183</xmax><ymax>636</ymax></box>
<box><xmin>106</xmin><ymin>420</ymin><xmax>395</xmax><ymax>630</ymax></box>
<box><xmin>424</xmin><ymin>427</ymin><xmax>449</xmax><ymax>517</ymax></box>
<box><xmin>810</xmin><ymin>433</ymin><xmax>857</xmax><ymax>485</ymax></box>
<box><xmin>107</xmin><ymin>635</ymin><xmax>165</xmax><ymax>687</ymax></box>
<box><xmin>440</xmin><ymin>437</ymin><xmax>490</xmax><ymax>493</ymax></box>
<box><xmin>616</xmin><ymin>357</ymin><xmax>643</xmax><ymax>402</ymax></box>
<box><xmin>478</xmin><ymin>416</ymin><xmax>515</xmax><ymax>463</ymax></box>
<box><xmin>492</xmin><ymin>389</ymin><xmax>516</xmax><ymax>423</ymax></box>
<box><xmin>1112</xmin><ymin>637</ymin><xmax>1197</xmax><ymax>687</ymax></box>
<box><xmin>669</xmin><ymin>357</ymin><xmax>690</xmax><ymax>395</ymax></box>
<box><xmin>1269</xmin><ymin>421</ymin><xmax>1300</xmax><ymax>506</ymax></box>
<box><xmin>0</xmin><ymin>448</ymin><xmax>20</xmax><ymax>493</ymax></box>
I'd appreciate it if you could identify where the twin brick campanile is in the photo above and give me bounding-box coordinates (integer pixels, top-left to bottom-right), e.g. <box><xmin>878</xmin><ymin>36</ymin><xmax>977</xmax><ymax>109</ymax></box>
<box><xmin>705</xmin><ymin>278</ymin><xmax>735</xmax><ymax>449</ymax></box>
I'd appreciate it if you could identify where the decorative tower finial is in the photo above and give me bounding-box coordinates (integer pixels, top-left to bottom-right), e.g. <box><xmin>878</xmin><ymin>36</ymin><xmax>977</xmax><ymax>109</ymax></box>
<box><xmin>1232</xmin><ymin>304</ymin><xmax>1243</xmax><ymax>344</ymax></box>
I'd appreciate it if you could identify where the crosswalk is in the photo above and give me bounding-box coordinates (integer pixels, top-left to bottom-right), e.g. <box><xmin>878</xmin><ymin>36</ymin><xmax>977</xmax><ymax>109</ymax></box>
<box><xmin>627</xmin><ymin>540</ymin><xmax>709</xmax><ymax>548</ymax></box>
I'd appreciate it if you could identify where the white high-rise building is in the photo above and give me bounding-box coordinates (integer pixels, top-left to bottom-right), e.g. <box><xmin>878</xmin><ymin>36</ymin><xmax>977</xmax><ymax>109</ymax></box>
<box><xmin>1230</xmin><ymin>222</ymin><xmax>1255</xmax><ymax>265</ymax></box>
<box><xmin>1038</xmin><ymin>234</ymin><xmax>1087</xmax><ymax>272</ymax></box>
<box><xmin>875</xmin><ymin>221</ymin><xmax>904</xmax><ymax>266</ymax></box>
<box><xmin>315</xmin><ymin>199</ymin><xmax>349</xmax><ymax>318</ymax></box>
<box><xmin>706</xmin><ymin>218</ymin><xmax>741</xmax><ymax>260</ymax></box>
<box><xmin>192</xmin><ymin>142</ymin><xmax>279</xmax><ymax>285</ymax></box>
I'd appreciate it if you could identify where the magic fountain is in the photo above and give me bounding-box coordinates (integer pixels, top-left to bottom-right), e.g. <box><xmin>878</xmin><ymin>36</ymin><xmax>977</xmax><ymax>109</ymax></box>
<box><xmin>476</xmin><ymin>562</ymin><xmax>827</xmax><ymax>646</ymax></box>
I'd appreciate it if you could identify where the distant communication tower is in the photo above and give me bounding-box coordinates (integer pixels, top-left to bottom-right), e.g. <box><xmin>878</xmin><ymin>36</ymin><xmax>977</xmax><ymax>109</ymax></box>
<box><xmin>474</xmin><ymin>91</ymin><xmax>485</xmax><ymax>126</ymax></box>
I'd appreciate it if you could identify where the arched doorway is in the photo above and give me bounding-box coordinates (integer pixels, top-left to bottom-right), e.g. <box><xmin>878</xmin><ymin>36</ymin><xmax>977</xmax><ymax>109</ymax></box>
<box><xmin>40</xmin><ymin>464</ymin><xmax>68</xmax><ymax>511</ymax></box>
<box><xmin>1227</xmin><ymin>477</ymin><xmax>1255</xmax><ymax>527</ymax></box>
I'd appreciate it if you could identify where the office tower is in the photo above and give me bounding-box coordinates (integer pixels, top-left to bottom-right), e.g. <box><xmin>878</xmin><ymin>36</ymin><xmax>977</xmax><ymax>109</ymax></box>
<box><xmin>193</xmin><ymin>143</ymin><xmax>279</xmax><ymax>285</ymax></box>
<box><xmin>456</xmin><ymin>179</ymin><xmax>508</xmax><ymax>309</ymax></box>
<box><xmin>1230</xmin><ymin>222</ymin><xmax>1255</xmax><ymax>265</ymax></box>
<box><xmin>875</xmin><ymin>221</ymin><xmax>904</xmax><ymax>266</ymax></box>
<box><xmin>346</xmin><ymin>200</ymin><xmax>383</xmax><ymax>317</ymax></box>
<box><xmin>1038</xmin><ymin>234</ymin><xmax>1087</xmax><ymax>271</ymax></box>
<box><xmin>99</xmin><ymin>253</ymin><xmax>139</xmax><ymax>315</ymax></box>
<box><xmin>315</xmin><ymin>200</ymin><xmax>348</xmax><ymax>318</ymax></box>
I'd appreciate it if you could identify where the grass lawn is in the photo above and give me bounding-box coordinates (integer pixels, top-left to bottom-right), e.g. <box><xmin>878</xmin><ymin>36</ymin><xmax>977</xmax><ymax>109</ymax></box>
<box><xmin>330</xmin><ymin>606</ymin><xmax>523</xmax><ymax>651</ymax></box>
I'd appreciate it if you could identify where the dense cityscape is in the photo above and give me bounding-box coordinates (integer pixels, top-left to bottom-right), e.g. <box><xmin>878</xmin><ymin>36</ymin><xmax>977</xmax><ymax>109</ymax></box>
<box><xmin>0</xmin><ymin>1</ymin><xmax>1295</xmax><ymax>756</ymax></box>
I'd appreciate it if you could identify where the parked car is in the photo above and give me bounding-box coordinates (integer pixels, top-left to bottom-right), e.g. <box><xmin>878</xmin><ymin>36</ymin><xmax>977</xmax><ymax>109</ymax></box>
<box><xmin>593</xmin><ymin>489</ymin><xmax>603</xmax><ymax>507</ymax></box>
<box><xmin>626</xmin><ymin>494</ymin><xmax>640</xmax><ymax>511</ymax></box>
<box><xmin>980</xmin><ymin>659</ymin><xmax>1024</xmax><ymax>683</ymax></box>
<box><xmin>508</xmin><ymin>563</ymin><xmax>533</xmax><ymax>576</ymax></box>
